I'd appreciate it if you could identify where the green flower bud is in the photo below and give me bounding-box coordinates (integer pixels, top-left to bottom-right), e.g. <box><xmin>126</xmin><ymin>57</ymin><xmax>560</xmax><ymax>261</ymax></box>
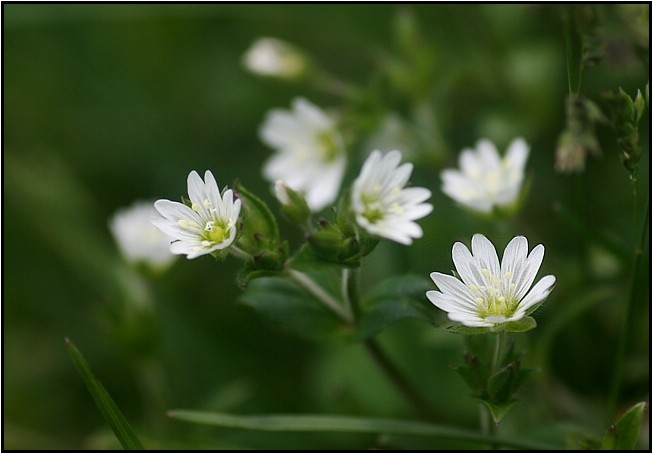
<box><xmin>274</xmin><ymin>180</ymin><xmax>311</xmax><ymax>226</ymax></box>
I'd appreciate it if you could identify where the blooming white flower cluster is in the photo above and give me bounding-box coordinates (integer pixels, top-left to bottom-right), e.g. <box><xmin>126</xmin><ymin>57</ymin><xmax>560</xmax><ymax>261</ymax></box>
<box><xmin>427</xmin><ymin>234</ymin><xmax>555</xmax><ymax>328</ymax></box>
<box><xmin>152</xmin><ymin>170</ymin><xmax>241</xmax><ymax>259</ymax></box>
<box><xmin>352</xmin><ymin>150</ymin><xmax>432</xmax><ymax>245</ymax></box>
<box><xmin>109</xmin><ymin>201</ymin><xmax>177</xmax><ymax>270</ymax></box>
<box><xmin>260</xmin><ymin>97</ymin><xmax>346</xmax><ymax>212</ymax></box>
<box><xmin>242</xmin><ymin>37</ymin><xmax>306</xmax><ymax>79</ymax></box>
<box><xmin>441</xmin><ymin>138</ymin><xmax>529</xmax><ymax>214</ymax></box>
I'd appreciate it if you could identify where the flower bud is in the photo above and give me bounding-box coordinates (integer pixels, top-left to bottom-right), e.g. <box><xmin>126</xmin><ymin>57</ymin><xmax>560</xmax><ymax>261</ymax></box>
<box><xmin>274</xmin><ymin>180</ymin><xmax>311</xmax><ymax>225</ymax></box>
<box><xmin>242</xmin><ymin>37</ymin><xmax>308</xmax><ymax>80</ymax></box>
<box><xmin>233</xmin><ymin>181</ymin><xmax>283</xmax><ymax>262</ymax></box>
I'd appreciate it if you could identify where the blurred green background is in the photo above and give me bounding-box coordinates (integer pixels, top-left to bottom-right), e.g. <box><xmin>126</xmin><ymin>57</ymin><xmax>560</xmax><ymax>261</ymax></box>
<box><xmin>3</xmin><ymin>4</ymin><xmax>649</xmax><ymax>450</ymax></box>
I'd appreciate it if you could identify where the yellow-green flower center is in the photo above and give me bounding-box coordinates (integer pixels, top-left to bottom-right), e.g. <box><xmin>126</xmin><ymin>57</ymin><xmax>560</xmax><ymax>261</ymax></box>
<box><xmin>200</xmin><ymin>219</ymin><xmax>231</xmax><ymax>248</ymax></box>
<box><xmin>317</xmin><ymin>130</ymin><xmax>339</xmax><ymax>162</ymax></box>
<box><xmin>469</xmin><ymin>268</ymin><xmax>519</xmax><ymax>321</ymax></box>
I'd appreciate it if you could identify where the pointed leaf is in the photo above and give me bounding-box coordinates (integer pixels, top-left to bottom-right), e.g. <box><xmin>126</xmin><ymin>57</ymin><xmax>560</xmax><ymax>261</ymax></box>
<box><xmin>65</xmin><ymin>338</ymin><xmax>144</xmax><ymax>450</ymax></box>
<box><xmin>601</xmin><ymin>401</ymin><xmax>646</xmax><ymax>450</ymax></box>
<box><xmin>479</xmin><ymin>399</ymin><xmax>517</xmax><ymax>424</ymax></box>
<box><xmin>168</xmin><ymin>410</ymin><xmax>560</xmax><ymax>450</ymax></box>
<box><xmin>504</xmin><ymin>316</ymin><xmax>537</xmax><ymax>333</ymax></box>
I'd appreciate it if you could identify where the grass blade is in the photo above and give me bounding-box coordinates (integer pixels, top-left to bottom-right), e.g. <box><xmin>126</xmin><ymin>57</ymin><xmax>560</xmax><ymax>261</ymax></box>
<box><xmin>168</xmin><ymin>410</ymin><xmax>560</xmax><ymax>450</ymax></box>
<box><xmin>65</xmin><ymin>338</ymin><xmax>144</xmax><ymax>450</ymax></box>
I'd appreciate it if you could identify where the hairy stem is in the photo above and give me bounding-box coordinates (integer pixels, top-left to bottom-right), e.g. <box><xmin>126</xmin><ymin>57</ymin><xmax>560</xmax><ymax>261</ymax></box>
<box><xmin>287</xmin><ymin>269</ymin><xmax>353</xmax><ymax>324</ymax></box>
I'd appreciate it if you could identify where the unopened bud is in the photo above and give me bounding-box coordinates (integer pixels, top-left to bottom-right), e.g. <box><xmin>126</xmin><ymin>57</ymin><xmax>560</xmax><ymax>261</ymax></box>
<box><xmin>274</xmin><ymin>180</ymin><xmax>311</xmax><ymax>225</ymax></box>
<box><xmin>242</xmin><ymin>37</ymin><xmax>308</xmax><ymax>80</ymax></box>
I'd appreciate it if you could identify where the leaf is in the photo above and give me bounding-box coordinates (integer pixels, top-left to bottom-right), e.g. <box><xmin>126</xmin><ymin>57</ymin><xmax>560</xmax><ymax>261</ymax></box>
<box><xmin>167</xmin><ymin>410</ymin><xmax>560</xmax><ymax>450</ymax></box>
<box><xmin>357</xmin><ymin>275</ymin><xmax>443</xmax><ymax>339</ymax></box>
<box><xmin>504</xmin><ymin>316</ymin><xmax>537</xmax><ymax>333</ymax></box>
<box><xmin>444</xmin><ymin>323</ymin><xmax>493</xmax><ymax>335</ymax></box>
<box><xmin>601</xmin><ymin>401</ymin><xmax>646</xmax><ymax>450</ymax></box>
<box><xmin>238</xmin><ymin>276</ymin><xmax>353</xmax><ymax>341</ymax></box>
<box><xmin>479</xmin><ymin>399</ymin><xmax>517</xmax><ymax>424</ymax></box>
<box><xmin>65</xmin><ymin>338</ymin><xmax>144</xmax><ymax>450</ymax></box>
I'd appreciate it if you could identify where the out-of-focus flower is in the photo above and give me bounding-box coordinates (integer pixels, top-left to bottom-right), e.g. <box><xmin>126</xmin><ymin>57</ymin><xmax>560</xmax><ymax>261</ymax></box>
<box><xmin>352</xmin><ymin>150</ymin><xmax>432</xmax><ymax>245</ymax></box>
<box><xmin>427</xmin><ymin>234</ymin><xmax>555</xmax><ymax>329</ymax></box>
<box><xmin>243</xmin><ymin>37</ymin><xmax>307</xmax><ymax>80</ymax></box>
<box><xmin>441</xmin><ymin>138</ymin><xmax>529</xmax><ymax>214</ymax></box>
<box><xmin>152</xmin><ymin>171</ymin><xmax>241</xmax><ymax>259</ymax></box>
<box><xmin>260</xmin><ymin>97</ymin><xmax>346</xmax><ymax>211</ymax></box>
<box><xmin>109</xmin><ymin>201</ymin><xmax>177</xmax><ymax>270</ymax></box>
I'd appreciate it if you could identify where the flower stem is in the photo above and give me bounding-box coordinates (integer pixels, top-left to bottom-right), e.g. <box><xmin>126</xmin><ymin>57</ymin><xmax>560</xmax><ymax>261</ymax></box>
<box><xmin>364</xmin><ymin>338</ymin><xmax>439</xmax><ymax>422</ymax></box>
<box><xmin>230</xmin><ymin>245</ymin><xmax>254</xmax><ymax>262</ymax></box>
<box><xmin>287</xmin><ymin>269</ymin><xmax>353</xmax><ymax>324</ymax></box>
<box><xmin>341</xmin><ymin>268</ymin><xmax>358</xmax><ymax>323</ymax></box>
<box><xmin>491</xmin><ymin>331</ymin><xmax>505</xmax><ymax>373</ymax></box>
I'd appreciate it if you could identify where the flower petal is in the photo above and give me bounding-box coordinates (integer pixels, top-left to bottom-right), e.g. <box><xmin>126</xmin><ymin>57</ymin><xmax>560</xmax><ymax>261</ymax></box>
<box><xmin>517</xmin><ymin>274</ymin><xmax>556</xmax><ymax>314</ymax></box>
<box><xmin>471</xmin><ymin>233</ymin><xmax>500</xmax><ymax>279</ymax></box>
<box><xmin>429</xmin><ymin>272</ymin><xmax>478</xmax><ymax>311</ymax></box>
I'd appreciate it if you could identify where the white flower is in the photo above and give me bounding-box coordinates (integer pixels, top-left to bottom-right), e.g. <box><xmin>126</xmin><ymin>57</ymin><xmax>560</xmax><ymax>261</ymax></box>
<box><xmin>427</xmin><ymin>234</ymin><xmax>556</xmax><ymax>328</ymax></box>
<box><xmin>260</xmin><ymin>97</ymin><xmax>346</xmax><ymax>211</ymax></box>
<box><xmin>152</xmin><ymin>170</ymin><xmax>241</xmax><ymax>259</ymax></box>
<box><xmin>109</xmin><ymin>201</ymin><xmax>177</xmax><ymax>270</ymax></box>
<box><xmin>352</xmin><ymin>150</ymin><xmax>433</xmax><ymax>245</ymax></box>
<box><xmin>441</xmin><ymin>138</ymin><xmax>529</xmax><ymax>213</ymax></box>
<box><xmin>243</xmin><ymin>37</ymin><xmax>306</xmax><ymax>79</ymax></box>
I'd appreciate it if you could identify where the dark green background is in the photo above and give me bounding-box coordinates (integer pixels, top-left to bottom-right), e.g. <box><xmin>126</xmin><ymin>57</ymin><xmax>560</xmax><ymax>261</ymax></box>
<box><xmin>3</xmin><ymin>4</ymin><xmax>649</xmax><ymax>449</ymax></box>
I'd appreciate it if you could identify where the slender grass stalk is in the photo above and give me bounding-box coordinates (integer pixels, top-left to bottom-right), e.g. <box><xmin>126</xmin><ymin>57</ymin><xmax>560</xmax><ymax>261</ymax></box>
<box><xmin>168</xmin><ymin>410</ymin><xmax>563</xmax><ymax>451</ymax></box>
<box><xmin>608</xmin><ymin>193</ymin><xmax>650</xmax><ymax>417</ymax></box>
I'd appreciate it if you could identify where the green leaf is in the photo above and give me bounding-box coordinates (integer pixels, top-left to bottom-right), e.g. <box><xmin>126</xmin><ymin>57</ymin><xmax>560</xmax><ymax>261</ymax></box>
<box><xmin>504</xmin><ymin>316</ymin><xmax>537</xmax><ymax>332</ymax></box>
<box><xmin>444</xmin><ymin>323</ymin><xmax>493</xmax><ymax>335</ymax></box>
<box><xmin>479</xmin><ymin>399</ymin><xmax>517</xmax><ymax>424</ymax></box>
<box><xmin>358</xmin><ymin>275</ymin><xmax>442</xmax><ymax>339</ymax></box>
<box><xmin>601</xmin><ymin>401</ymin><xmax>646</xmax><ymax>450</ymax></box>
<box><xmin>65</xmin><ymin>338</ymin><xmax>144</xmax><ymax>450</ymax></box>
<box><xmin>238</xmin><ymin>276</ymin><xmax>353</xmax><ymax>341</ymax></box>
<box><xmin>167</xmin><ymin>410</ymin><xmax>560</xmax><ymax>450</ymax></box>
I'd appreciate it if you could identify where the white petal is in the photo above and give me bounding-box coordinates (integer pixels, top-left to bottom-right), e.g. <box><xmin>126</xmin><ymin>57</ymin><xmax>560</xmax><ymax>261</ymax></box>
<box><xmin>293</xmin><ymin>97</ymin><xmax>331</xmax><ymax>130</ymax></box>
<box><xmin>513</xmin><ymin>244</ymin><xmax>545</xmax><ymax>299</ymax></box>
<box><xmin>475</xmin><ymin>139</ymin><xmax>501</xmax><ymax>170</ymax></box>
<box><xmin>451</xmin><ymin>241</ymin><xmax>477</xmax><ymax>287</ymax></box>
<box><xmin>471</xmin><ymin>234</ymin><xmax>500</xmax><ymax>278</ymax></box>
<box><xmin>304</xmin><ymin>154</ymin><xmax>345</xmax><ymax>210</ymax></box>
<box><xmin>186</xmin><ymin>170</ymin><xmax>205</xmax><ymax>208</ymax></box>
<box><xmin>518</xmin><ymin>274</ymin><xmax>556</xmax><ymax>313</ymax></box>
<box><xmin>429</xmin><ymin>272</ymin><xmax>478</xmax><ymax>310</ymax></box>
<box><xmin>501</xmin><ymin>235</ymin><xmax>528</xmax><ymax>277</ymax></box>
<box><xmin>448</xmin><ymin>312</ymin><xmax>492</xmax><ymax>327</ymax></box>
<box><xmin>505</xmin><ymin>137</ymin><xmax>529</xmax><ymax>172</ymax></box>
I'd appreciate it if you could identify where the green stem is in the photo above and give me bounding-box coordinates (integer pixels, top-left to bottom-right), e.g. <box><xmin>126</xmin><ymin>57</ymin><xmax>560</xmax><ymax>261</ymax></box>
<box><xmin>608</xmin><ymin>192</ymin><xmax>650</xmax><ymax>417</ymax></box>
<box><xmin>287</xmin><ymin>269</ymin><xmax>353</xmax><ymax>324</ymax></box>
<box><xmin>364</xmin><ymin>338</ymin><xmax>439</xmax><ymax>422</ymax></box>
<box><xmin>563</xmin><ymin>10</ymin><xmax>574</xmax><ymax>95</ymax></box>
<box><xmin>311</xmin><ymin>70</ymin><xmax>358</xmax><ymax>99</ymax></box>
<box><xmin>230</xmin><ymin>245</ymin><xmax>254</xmax><ymax>262</ymax></box>
<box><xmin>341</xmin><ymin>268</ymin><xmax>360</xmax><ymax>323</ymax></box>
<box><xmin>491</xmin><ymin>332</ymin><xmax>505</xmax><ymax>373</ymax></box>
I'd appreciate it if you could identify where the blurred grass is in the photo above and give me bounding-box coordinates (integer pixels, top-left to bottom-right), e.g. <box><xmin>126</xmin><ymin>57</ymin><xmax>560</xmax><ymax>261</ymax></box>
<box><xmin>3</xmin><ymin>4</ymin><xmax>649</xmax><ymax>449</ymax></box>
